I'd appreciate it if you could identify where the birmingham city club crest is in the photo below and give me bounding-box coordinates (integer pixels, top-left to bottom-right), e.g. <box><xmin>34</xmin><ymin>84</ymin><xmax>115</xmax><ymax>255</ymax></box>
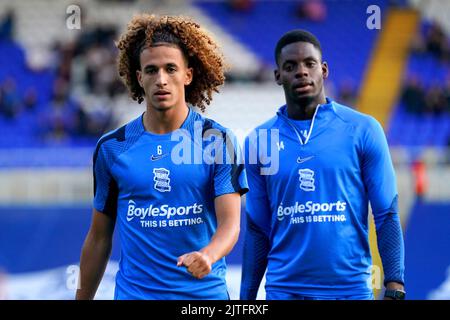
<box><xmin>153</xmin><ymin>168</ymin><xmax>171</xmax><ymax>192</ymax></box>
<box><xmin>298</xmin><ymin>168</ymin><xmax>315</xmax><ymax>192</ymax></box>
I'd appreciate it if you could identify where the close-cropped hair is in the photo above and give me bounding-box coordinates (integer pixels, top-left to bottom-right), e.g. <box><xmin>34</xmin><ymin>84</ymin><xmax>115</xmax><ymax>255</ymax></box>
<box><xmin>275</xmin><ymin>29</ymin><xmax>323</xmax><ymax>65</ymax></box>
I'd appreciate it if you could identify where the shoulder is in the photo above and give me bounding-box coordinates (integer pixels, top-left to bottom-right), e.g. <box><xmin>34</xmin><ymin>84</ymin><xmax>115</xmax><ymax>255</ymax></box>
<box><xmin>191</xmin><ymin>110</ymin><xmax>236</xmax><ymax>143</ymax></box>
<box><xmin>192</xmin><ymin>110</ymin><xmax>229</xmax><ymax>134</ymax></box>
<box><xmin>332</xmin><ymin>101</ymin><xmax>383</xmax><ymax>133</ymax></box>
<box><xmin>257</xmin><ymin>115</ymin><xmax>280</xmax><ymax>130</ymax></box>
<box><xmin>332</xmin><ymin>101</ymin><xmax>373</xmax><ymax>123</ymax></box>
<box><xmin>93</xmin><ymin>115</ymin><xmax>143</xmax><ymax>162</ymax></box>
<box><xmin>332</xmin><ymin>102</ymin><xmax>389</xmax><ymax>157</ymax></box>
<box><xmin>245</xmin><ymin>115</ymin><xmax>281</xmax><ymax>140</ymax></box>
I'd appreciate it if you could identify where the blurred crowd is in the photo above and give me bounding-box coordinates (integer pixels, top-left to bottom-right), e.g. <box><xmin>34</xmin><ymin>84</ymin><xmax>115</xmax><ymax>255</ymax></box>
<box><xmin>2</xmin><ymin>2</ymin><xmax>450</xmax><ymax>147</ymax></box>
<box><xmin>44</xmin><ymin>21</ymin><xmax>127</xmax><ymax>143</ymax></box>
<box><xmin>0</xmin><ymin>77</ymin><xmax>37</xmax><ymax>119</ymax></box>
<box><xmin>411</xmin><ymin>21</ymin><xmax>450</xmax><ymax>63</ymax></box>
<box><xmin>0</xmin><ymin>10</ymin><xmax>119</xmax><ymax>145</ymax></box>
<box><xmin>227</xmin><ymin>0</ymin><xmax>327</xmax><ymax>21</ymax></box>
<box><xmin>401</xmin><ymin>75</ymin><xmax>450</xmax><ymax>115</ymax></box>
<box><xmin>401</xmin><ymin>20</ymin><xmax>450</xmax><ymax>115</ymax></box>
<box><xmin>228</xmin><ymin>0</ymin><xmax>327</xmax><ymax>21</ymax></box>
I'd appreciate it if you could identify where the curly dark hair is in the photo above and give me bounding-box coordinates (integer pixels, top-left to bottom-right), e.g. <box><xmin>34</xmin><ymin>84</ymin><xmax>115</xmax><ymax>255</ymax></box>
<box><xmin>116</xmin><ymin>14</ymin><xmax>226</xmax><ymax>112</ymax></box>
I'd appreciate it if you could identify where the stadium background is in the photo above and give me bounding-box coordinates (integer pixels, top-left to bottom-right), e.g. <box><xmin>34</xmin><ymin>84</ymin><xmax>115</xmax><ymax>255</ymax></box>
<box><xmin>0</xmin><ymin>0</ymin><xmax>449</xmax><ymax>300</ymax></box>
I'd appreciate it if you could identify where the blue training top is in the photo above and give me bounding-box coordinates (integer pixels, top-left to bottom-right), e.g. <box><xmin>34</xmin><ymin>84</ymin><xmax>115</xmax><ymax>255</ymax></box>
<box><xmin>244</xmin><ymin>98</ymin><xmax>399</xmax><ymax>297</ymax></box>
<box><xmin>93</xmin><ymin>108</ymin><xmax>248</xmax><ymax>299</ymax></box>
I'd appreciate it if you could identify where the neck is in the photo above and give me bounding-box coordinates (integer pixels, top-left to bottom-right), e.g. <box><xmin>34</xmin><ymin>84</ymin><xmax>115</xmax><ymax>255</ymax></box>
<box><xmin>143</xmin><ymin>103</ymin><xmax>189</xmax><ymax>134</ymax></box>
<box><xmin>286</xmin><ymin>95</ymin><xmax>327</xmax><ymax>120</ymax></box>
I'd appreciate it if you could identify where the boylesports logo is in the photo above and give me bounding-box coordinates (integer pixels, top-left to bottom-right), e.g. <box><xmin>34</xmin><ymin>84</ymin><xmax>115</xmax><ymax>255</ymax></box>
<box><xmin>277</xmin><ymin>200</ymin><xmax>347</xmax><ymax>221</ymax></box>
<box><xmin>126</xmin><ymin>200</ymin><xmax>204</xmax><ymax>222</ymax></box>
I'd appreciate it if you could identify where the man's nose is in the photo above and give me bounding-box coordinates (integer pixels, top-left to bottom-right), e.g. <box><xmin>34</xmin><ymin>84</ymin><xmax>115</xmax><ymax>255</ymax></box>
<box><xmin>155</xmin><ymin>69</ymin><xmax>168</xmax><ymax>87</ymax></box>
<box><xmin>295</xmin><ymin>64</ymin><xmax>309</xmax><ymax>78</ymax></box>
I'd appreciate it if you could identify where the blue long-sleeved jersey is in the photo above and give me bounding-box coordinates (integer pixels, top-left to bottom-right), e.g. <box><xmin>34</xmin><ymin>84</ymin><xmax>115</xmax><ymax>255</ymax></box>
<box><xmin>242</xmin><ymin>98</ymin><xmax>404</xmax><ymax>298</ymax></box>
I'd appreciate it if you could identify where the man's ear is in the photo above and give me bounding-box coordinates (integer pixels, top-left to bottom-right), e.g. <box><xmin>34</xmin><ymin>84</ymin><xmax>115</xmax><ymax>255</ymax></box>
<box><xmin>136</xmin><ymin>69</ymin><xmax>143</xmax><ymax>88</ymax></box>
<box><xmin>185</xmin><ymin>67</ymin><xmax>193</xmax><ymax>85</ymax></box>
<box><xmin>322</xmin><ymin>61</ymin><xmax>329</xmax><ymax>80</ymax></box>
<box><xmin>274</xmin><ymin>69</ymin><xmax>282</xmax><ymax>86</ymax></box>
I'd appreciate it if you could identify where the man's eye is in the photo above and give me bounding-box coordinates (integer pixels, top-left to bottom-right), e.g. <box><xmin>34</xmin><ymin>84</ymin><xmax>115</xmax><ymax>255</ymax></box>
<box><xmin>167</xmin><ymin>67</ymin><xmax>176</xmax><ymax>73</ymax></box>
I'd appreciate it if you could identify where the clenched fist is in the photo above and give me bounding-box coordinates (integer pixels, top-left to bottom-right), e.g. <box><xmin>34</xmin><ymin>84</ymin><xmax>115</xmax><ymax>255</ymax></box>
<box><xmin>177</xmin><ymin>251</ymin><xmax>212</xmax><ymax>279</ymax></box>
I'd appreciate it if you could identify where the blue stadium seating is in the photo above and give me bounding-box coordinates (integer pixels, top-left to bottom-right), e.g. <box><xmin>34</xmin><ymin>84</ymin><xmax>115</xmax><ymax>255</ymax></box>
<box><xmin>387</xmin><ymin>22</ymin><xmax>450</xmax><ymax>148</ymax></box>
<box><xmin>0</xmin><ymin>39</ymin><xmax>100</xmax><ymax>166</ymax></box>
<box><xmin>194</xmin><ymin>0</ymin><xmax>387</xmax><ymax>90</ymax></box>
<box><xmin>0</xmin><ymin>39</ymin><xmax>58</xmax><ymax>147</ymax></box>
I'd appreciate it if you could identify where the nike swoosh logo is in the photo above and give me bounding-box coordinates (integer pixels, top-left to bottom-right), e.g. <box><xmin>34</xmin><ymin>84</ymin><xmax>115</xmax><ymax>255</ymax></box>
<box><xmin>297</xmin><ymin>156</ymin><xmax>314</xmax><ymax>164</ymax></box>
<box><xmin>151</xmin><ymin>154</ymin><xmax>169</xmax><ymax>161</ymax></box>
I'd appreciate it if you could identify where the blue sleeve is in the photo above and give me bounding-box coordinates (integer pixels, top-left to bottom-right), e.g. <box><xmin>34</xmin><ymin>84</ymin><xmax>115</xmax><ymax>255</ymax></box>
<box><xmin>361</xmin><ymin>117</ymin><xmax>398</xmax><ymax>229</ymax></box>
<box><xmin>240</xmin><ymin>216</ymin><xmax>270</xmax><ymax>300</ymax></box>
<box><xmin>376</xmin><ymin>213</ymin><xmax>405</xmax><ymax>285</ymax></box>
<box><xmin>93</xmin><ymin>142</ymin><xmax>118</xmax><ymax>218</ymax></box>
<box><xmin>243</xmin><ymin>134</ymin><xmax>272</xmax><ymax>236</ymax></box>
<box><xmin>240</xmin><ymin>134</ymin><xmax>273</xmax><ymax>299</ymax></box>
<box><xmin>361</xmin><ymin>118</ymin><xmax>405</xmax><ymax>285</ymax></box>
<box><xmin>214</xmin><ymin>130</ymin><xmax>249</xmax><ymax>197</ymax></box>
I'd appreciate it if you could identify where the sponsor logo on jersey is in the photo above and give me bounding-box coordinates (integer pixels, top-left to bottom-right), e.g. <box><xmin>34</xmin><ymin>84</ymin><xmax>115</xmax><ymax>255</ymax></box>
<box><xmin>277</xmin><ymin>200</ymin><xmax>347</xmax><ymax>221</ymax></box>
<box><xmin>126</xmin><ymin>200</ymin><xmax>204</xmax><ymax>222</ymax></box>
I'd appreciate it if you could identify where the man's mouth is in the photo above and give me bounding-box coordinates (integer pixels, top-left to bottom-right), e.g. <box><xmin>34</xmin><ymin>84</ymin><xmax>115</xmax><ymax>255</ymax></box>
<box><xmin>154</xmin><ymin>90</ymin><xmax>170</xmax><ymax>99</ymax></box>
<box><xmin>154</xmin><ymin>90</ymin><xmax>170</xmax><ymax>96</ymax></box>
<box><xmin>293</xmin><ymin>82</ymin><xmax>313</xmax><ymax>92</ymax></box>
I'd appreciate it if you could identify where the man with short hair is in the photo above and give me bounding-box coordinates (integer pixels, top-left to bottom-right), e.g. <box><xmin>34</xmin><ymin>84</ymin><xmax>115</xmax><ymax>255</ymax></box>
<box><xmin>240</xmin><ymin>29</ymin><xmax>405</xmax><ymax>300</ymax></box>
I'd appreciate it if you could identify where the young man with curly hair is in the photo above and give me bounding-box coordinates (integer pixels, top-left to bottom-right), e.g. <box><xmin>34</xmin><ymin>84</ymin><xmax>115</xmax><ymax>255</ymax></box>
<box><xmin>76</xmin><ymin>14</ymin><xmax>248</xmax><ymax>300</ymax></box>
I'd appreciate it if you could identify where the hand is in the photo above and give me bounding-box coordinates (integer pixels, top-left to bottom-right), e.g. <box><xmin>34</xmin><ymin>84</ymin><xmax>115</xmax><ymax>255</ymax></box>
<box><xmin>177</xmin><ymin>251</ymin><xmax>212</xmax><ymax>279</ymax></box>
<box><xmin>384</xmin><ymin>282</ymin><xmax>405</xmax><ymax>300</ymax></box>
